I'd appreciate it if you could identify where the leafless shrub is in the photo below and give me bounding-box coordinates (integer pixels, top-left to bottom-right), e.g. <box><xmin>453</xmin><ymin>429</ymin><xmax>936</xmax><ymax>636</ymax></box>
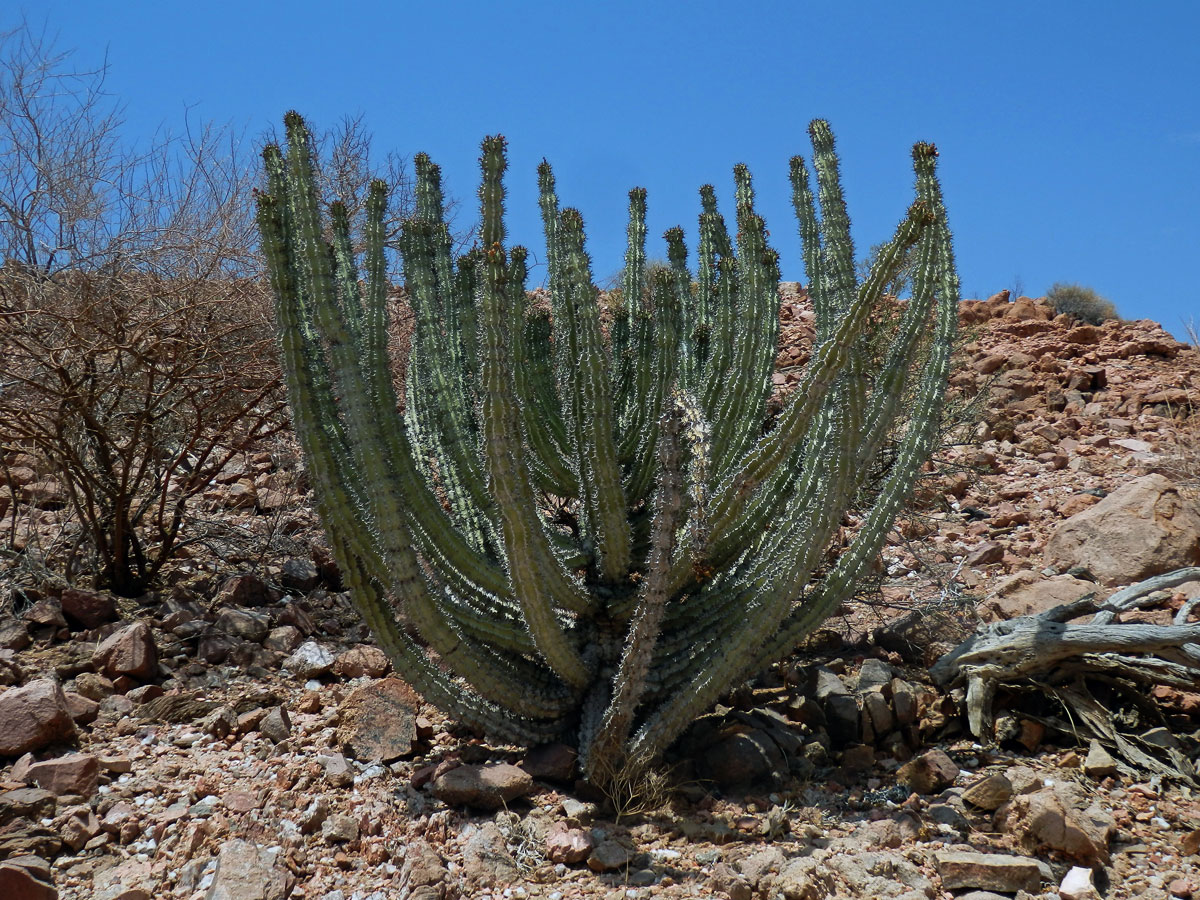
<box><xmin>0</xmin><ymin>21</ymin><xmax>285</xmax><ymax>595</ymax></box>
<box><xmin>261</xmin><ymin>112</ymin><xmax>469</xmax><ymax>261</ymax></box>
<box><xmin>0</xmin><ymin>273</ymin><xmax>286</xmax><ymax>595</ymax></box>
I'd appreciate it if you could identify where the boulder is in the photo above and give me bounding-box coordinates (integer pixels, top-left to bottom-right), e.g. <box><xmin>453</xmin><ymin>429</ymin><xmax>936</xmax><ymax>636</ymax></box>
<box><xmin>23</xmin><ymin>753</ymin><xmax>98</xmax><ymax>797</ymax></box>
<box><xmin>699</xmin><ymin>728</ymin><xmax>786</xmax><ymax>787</ymax></box>
<box><xmin>897</xmin><ymin>748</ymin><xmax>959</xmax><ymax>794</ymax></box>
<box><xmin>961</xmin><ymin>773</ymin><xmax>1014</xmax><ymax>811</ymax></box>
<box><xmin>1082</xmin><ymin>740</ymin><xmax>1119</xmax><ymax>779</ymax></box>
<box><xmin>320</xmin><ymin>814</ymin><xmax>358</xmax><ymax>843</ymax></box>
<box><xmin>214</xmin><ymin>574</ymin><xmax>272</xmax><ymax>608</ymax></box>
<box><xmin>775</xmin><ymin>856</ymin><xmax>833</xmax><ymax>900</ymax></box>
<box><xmin>336</xmin><ymin>677</ymin><xmax>420</xmax><ymax>761</ymax></box>
<box><xmin>545</xmin><ymin>821</ymin><xmax>592</xmax><ymax>865</ymax></box>
<box><xmin>257</xmin><ymin>707</ymin><xmax>291</xmax><ymax>744</ymax></box>
<box><xmin>431</xmin><ymin>763</ymin><xmax>533</xmax><ymax>809</ymax></box>
<box><xmin>980</xmin><ymin>571</ymin><xmax>1095</xmax><ymax>621</ymax></box>
<box><xmin>520</xmin><ymin>742</ymin><xmax>578</xmax><ymax>782</ymax></box>
<box><xmin>284</xmin><ymin>641</ymin><xmax>335</xmax><ymax>679</ymax></box>
<box><xmin>935</xmin><ymin>851</ymin><xmax>1046</xmax><ymax>893</ymax></box>
<box><xmin>0</xmin><ymin>680</ymin><xmax>77</xmax><ymax>757</ymax></box>
<box><xmin>262</xmin><ymin>626</ymin><xmax>303</xmax><ymax>655</ymax></box>
<box><xmin>825</xmin><ymin>852</ymin><xmax>934</xmax><ymax>899</ymax></box>
<box><xmin>22</xmin><ymin>598</ymin><xmax>66</xmax><ymax>630</ymax></box>
<box><xmin>813</xmin><ymin>667</ymin><xmax>859</xmax><ymax>744</ymax></box>
<box><xmin>196</xmin><ymin>629</ymin><xmax>236</xmax><ymax>665</ymax></box>
<box><xmin>60</xmin><ymin>806</ymin><xmax>100</xmax><ymax>850</ymax></box>
<box><xmin>71</xmin><ymin>673</ymin><xmax>114</xmax><ymax>701</ymax></box>
<box><xmin>0</xmin><ymin>788</ymin><xmax>57</xmax><ymax>824</ymax></box>
<box><xmin>0</xmin><ymin>821</ymin><xmax>60</xmax><ymax>858</ymax></box>
<box><xmin>331</xmin><ymin>644</ymin><xmax>390</xmax><ymax>679</ymax></box>
<box><xmin>91</xmin><ymin>856</ymin><xmax>153</xmax><ymax>899</ymax></box>
<box><xmin>995</xmin><ymin>780</ymin><xmax>1115</xmax><ymax>865</ymax></box>
<box><xmin>205</xmin><ymin>839</ymin><xmax>294</xmax><ymax>900</ymax></box>
<box><xmin>59</xmin><ymin>589</ymin><xmax>117</xmax><ymax>630</ymax></box>
<box><xmin>855</xmin><ymin>658</ymin><xmax>895</xmax><ymax>693</ymax></box>
<box><xmin>0</xmin><ymin>649</ymin><xmax>23</xmax><ymax>686</ymax></box>
<box><xmin>586</xmin><ymin>837</ymin><xmax>632</xmax><ymax>873</ymax></box>
<box><xmin>212</xmin><ymin>608</ymin><xmax>270</xmax><ymax>644</ymax></box>
<box><xmin>1059</xmin><ymin>865</ymin><xmax>1101</xmax><ymax>900</ymax></box>
<box><xmin>461</xmin><ymin>821</ymin><xmax>519</xmax><ymax>886</ymax></box>
<box><xmin>1044</xmin><ymin>474</ymin><xmax>1200</xmax><ymax>586</ymax></box>
<box><xmin>1006</xmin><ymin>296</ymin><xmax>1052</xmax><ymax>321</ymax></box>
<box><xmin>91</xmin><ymin>621</ymin><xmax>158</xmax><ymax>681</ymax></box>
<box><xmin>395</xmin><ymin>838</ymin><xmax>447</xmax><ymax>900</ymax></box>
<box><xmin>280</xmin><ymin>558</ymin><xmax>319</xmax><ymax>593</ymax></box>
<box><xmin>0</xmin><ymin>861</ymin><xmax>57</xmax><ymax>900</ymax></box>
<box><xmin>0</xmin><ymin>618</ymin><xmax>31</xmax><ymax>651</ymax></box>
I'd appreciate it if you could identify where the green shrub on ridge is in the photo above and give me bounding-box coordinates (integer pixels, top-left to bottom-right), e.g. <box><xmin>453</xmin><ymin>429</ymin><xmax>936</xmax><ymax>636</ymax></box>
<box><xmin>1046</xmin><ymin>282</ymin><xmax>1118</xmax><ymax>325</ymax></box>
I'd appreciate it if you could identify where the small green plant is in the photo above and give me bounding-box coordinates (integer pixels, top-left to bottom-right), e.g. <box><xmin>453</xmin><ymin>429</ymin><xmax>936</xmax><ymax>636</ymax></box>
<box><xmin>1046</xmin><ymin>282</ymin><xmax>1118</xmax><ymax>325</ymax></box>
<box><xmin>256</xmin><ymin>113</ymin><xmax>959</xmax><ymax>785</ymax></box>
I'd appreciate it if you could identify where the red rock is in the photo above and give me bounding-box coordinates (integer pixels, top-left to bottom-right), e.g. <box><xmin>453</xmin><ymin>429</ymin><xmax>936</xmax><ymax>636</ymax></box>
<box><xmin>71</xmin><ymin>673</ymin><xmax>113</xmax><ymax>701</ymax></box>
<box><xmin>995</xmin><ymin>780</ymin><xmax>1115</xmax><ymax>866</ymax></box>
<box><xmin>1064</xmin><ymin>325</ymin><xmax>1101</xmax><ymax>344</ymax></box>
<box><xmin>587</xmin><ymin>837</ymin><xmax>633</xmax><ymax>873</ymax></box>
<box><xmin>1058</xmin><ymin>493</ymin><xmax>1100</xmax><ymax>517</ymax></box>
<box><xmin>545</xmin><ymin>820</ymin><xmax>593</xmax><ymax>864</ymax></box>
<box><xmin>958</xmin><ymin>299</ymin><xmax>992</xmax><ymax>325</ymax></box>
<box><xmin>983</xmin><ymin>289</ymin><xmax>1011</xmax><ymax>310</ymax></box>
<box><xmin>897</xmin><ymin>748</ymin><xmax>959</xmax><ymax>794</ymax></box>
<box><xmin>59</xmin><ymin>589</ymin><xmax>116</xmax><ymax>630</ymax></box>
<box><xmin>961</xmin><ymin>773</ymin><xmax>1014</xmax><ymax>811</ymax></box>
<box><xmin>520</xmin><ymin>742</ymin><xmax>578</xmax><ymax>782</ymax></box>
<box><xmin>22</xmin><ymin>599</ymin><xmax>65</xmax><ymax>630</ymax></box>
<box><xmin>1006</xmin><ymin>296</ymin><xmax>1052</xmax><ymax>321</ymax></box>
<box><xmin>331</xmin><ymin>645</ymin><xmax>390</xmax><ymax>679</ymax></box>
<box><xmin>24</xmin><ymin>753</ymin><xmax>98</xmax><ymax>797</ymax></box>
<box><xmin>225</xmin><ymin>791</ymin><xmax>260</xmax><ymax>813</ymax></box>
<box><xmin>974</xmin><ymin>353</ymin><xmax>1007</xmax><ymax>374</ymax></box>
<box><xmin>91</xmin><ymin>621</ymin><xmax>158</xmax><ymax>681</ymax></box>
<box><xmin>60</xmin><ymin>806</ymin><xmax>100</xmax><ymax>850</ymax></box>
<box><xmin>965</xmin><ymin>541</ymin><xmax>1004</xmax><ymax>567</ymax></box>
<box><xmin>980</xmin><ymin>571</ymin><xmax>1095</xmax><ymax>621</ymax></box>
<box><xmin>214</xmin><ymin>573</ymin><xmax>272</xmax><ymax>608</ymax></box>
<box><xmin>0</xmin><ymin>618</ymin><xmax>31</xmax><ymax>652</ymax></box>
<box><xmin>410</xmin><ymin>764</ymin><xmax>438</xmax><ymax>790</ymax></box>
<box><xmin>935</xmin><ymin>850</ymin><xmax>1044</xmax><ymax>892</ymax></box>
<box><xmin>431</xmin><ymin>763</ymin><xmax>533</xmax><ymax>809</ymax></box>
<box><xmin>101</xmin><ymin>801</ymin><xmax>136</xmax><ymax>834</ymax></box>
<box><xmin>0</xmin><ymin>862</ymin><xmax>57</xmax><ymax>900</ymax></box>
<box><xmin>1044</xmin><ymin>474</ymin><xmax>1200</xmax><ymax>586</ymax></box>
<box><xmin>0</xmin><ymin>649</ymin><xmax>23</xmax><ymax>686</ymax></box>
<box><xmin>61</xmin><ymin>692</ymin><xmax>99</xmax><ymax>725</ymax></box>
<box><xmin>0</xmin><ymin>680</ymin><xmax>77</xmax><ymax>757</ymax></box>
<box><xmin>336</xmin><ymin>677</ymin><xmax>420</xmax><ymax>761</ymax></box>
<box><xmin>279</xmin><ymin>558</ymin><xmax>319</xmax><ymax>593</ymax></box>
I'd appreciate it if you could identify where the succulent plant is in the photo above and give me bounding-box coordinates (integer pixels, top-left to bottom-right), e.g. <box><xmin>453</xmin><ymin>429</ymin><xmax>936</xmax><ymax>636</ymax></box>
<box><xmin>256</xmin><ymin>112</ymin><xmax>959</xmax><ymax>784</ymax></box>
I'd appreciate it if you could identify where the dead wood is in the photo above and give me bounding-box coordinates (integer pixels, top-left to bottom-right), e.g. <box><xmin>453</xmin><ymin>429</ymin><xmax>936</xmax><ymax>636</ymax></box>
<box><xmin>931</xmin><ymin>567</ymin><xmax>1200</xmax><ymax>781</ymax></box>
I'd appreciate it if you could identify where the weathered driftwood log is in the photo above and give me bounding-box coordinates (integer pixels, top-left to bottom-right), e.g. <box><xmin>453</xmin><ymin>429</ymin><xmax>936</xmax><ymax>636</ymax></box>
<box><xmin>931</xmin><ymin>567</ymin><xmax>1200</xmax><ymax>780</ymax></box>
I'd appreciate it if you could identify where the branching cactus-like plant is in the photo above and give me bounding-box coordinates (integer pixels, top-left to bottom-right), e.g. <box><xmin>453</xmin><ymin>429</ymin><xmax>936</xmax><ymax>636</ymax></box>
<box><xmin>256</xmin><ymin>112</ymin><xmax>959</xmax><ymax>785</ymax></box>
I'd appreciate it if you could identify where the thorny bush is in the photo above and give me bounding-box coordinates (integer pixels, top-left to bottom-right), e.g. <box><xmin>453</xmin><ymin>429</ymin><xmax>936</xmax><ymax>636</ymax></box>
<box><xmin>0</xmin><ymin>269</ymin><xmax>286</xmax><ymax>596</ymax></box>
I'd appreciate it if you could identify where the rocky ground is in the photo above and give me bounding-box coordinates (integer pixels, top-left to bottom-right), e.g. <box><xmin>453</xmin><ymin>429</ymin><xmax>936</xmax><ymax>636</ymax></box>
<box><xmin>1</xmin><ymin>292</ymin><xmax>1199</xmax><ymax>900</ymax></box>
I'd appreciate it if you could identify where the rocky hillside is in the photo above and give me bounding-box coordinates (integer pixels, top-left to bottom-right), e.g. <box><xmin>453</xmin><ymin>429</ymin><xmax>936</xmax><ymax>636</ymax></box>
<box><xmin>1</xmin><ymin>292</ymin><xmax>1198</xmax><ymax>900</ymax></box>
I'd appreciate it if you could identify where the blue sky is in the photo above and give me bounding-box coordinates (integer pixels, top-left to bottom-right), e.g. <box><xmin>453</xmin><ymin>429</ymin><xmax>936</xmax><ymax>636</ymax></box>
<box><xmin>17</xmin><ymin>1</ymin><xmax>1200</xmax><ymax>337</ymax></box>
